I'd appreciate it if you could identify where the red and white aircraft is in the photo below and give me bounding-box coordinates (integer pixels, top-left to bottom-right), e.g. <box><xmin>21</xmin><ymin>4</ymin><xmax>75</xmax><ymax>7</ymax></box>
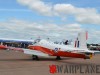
<box><xmin>0</xmin><ymin>31</ymin><xmax>99</xmax><ymax>60</ymax></box>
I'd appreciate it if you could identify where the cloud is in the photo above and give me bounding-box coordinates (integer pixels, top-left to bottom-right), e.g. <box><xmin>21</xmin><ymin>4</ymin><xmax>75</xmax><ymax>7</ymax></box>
<box><xmin>17</xmin><ymin>0</ymin><xmax>100</xmax><ymax>25</ymax></box>
<box><xmin>0</xmin><ymin>19</ymin><xmax>82</xmax><ymax>40</ymax></box>
<box><xmin>53</xmin><ymin>4</ymin><xmax>100</xmax><ymax>25</ymax></box>
<box><xmin>0</xmin><ymin>8</ymin><xmax>31</xmax><ymax>12</ymax></box>
<box><xmin>53</xmin><ymin>4</ymin><xmax>76</xmax><ymax>16</ymax></box>
<box><xmin>0</xmin><ymin>18</ymin><xmax>100</xmax><ymax>43</ymax></box>
<box><xmin>17</xmin><ymin>0</ymin><xmax>53</xmax><ymax>16</ymax></box>
<box><xmin>15</xmin><ymin>0</ymin><xmax>100</xmax><ymax>43</ymax></box>
<box><xmin>75</xmin><ymin>9</ymin><xmax>100</xmax><ymax>24</ymax></box>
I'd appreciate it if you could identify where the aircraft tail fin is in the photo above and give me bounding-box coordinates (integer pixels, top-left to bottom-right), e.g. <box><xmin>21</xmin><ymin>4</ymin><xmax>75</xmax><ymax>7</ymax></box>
<box><xmin>74</xmin><ymin>31</ymin><xmax>88</xmax><ymax>49</ymax></box>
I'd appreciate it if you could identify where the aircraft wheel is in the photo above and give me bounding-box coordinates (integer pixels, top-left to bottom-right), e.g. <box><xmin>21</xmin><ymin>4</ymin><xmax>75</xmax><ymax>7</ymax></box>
<box><xmin>56</xmin><ymin>56</ymin><xmax>61</xmax><ymax>60</ymax></box>
<box><xmin>32</xmin><ymin>55</ymin><xmax>39</xmax><ymax>60</ymax></box>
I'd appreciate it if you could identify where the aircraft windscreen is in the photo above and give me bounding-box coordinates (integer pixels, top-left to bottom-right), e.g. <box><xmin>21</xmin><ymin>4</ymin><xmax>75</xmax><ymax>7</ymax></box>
<box><xmin>32</xmin><ymin>39</ymin><xmax>41</xmax><ymax>44</ymax></box>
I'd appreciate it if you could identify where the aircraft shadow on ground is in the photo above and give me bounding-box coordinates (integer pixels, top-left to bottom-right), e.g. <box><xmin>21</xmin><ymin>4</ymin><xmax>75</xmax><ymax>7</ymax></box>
<box><xmin>0</xmin><ymin>57</ymin><xmax>97</xmax><ymax>65</ymax></box>
<box><xmin>38</xmin><ymin>58</ymin><xmax>96</xmax><ymax>65</ymax></box>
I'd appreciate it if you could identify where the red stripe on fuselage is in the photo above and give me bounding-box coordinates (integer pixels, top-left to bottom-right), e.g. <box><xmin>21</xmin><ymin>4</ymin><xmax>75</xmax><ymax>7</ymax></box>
<box><xmin>28</xmin><ymin>45</ymin><xmax>86</xmax><ymax>59</ymax></box>
<box><xmin>29</xmin><ymin>46</ymin><xmax>54</xmax><ymax>55</ymax></box>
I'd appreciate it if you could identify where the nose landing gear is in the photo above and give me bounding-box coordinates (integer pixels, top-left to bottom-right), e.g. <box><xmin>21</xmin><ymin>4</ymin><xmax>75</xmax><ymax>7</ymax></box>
<box><xmin>32</xmin><ymin>55</ymin><xmax>39</xmax><ymax>60</ymax></box>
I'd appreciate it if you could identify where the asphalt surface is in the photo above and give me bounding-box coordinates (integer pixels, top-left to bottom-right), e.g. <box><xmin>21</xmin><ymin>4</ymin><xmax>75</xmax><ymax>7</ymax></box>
<box><xmin>0</xmin><ymin>50</ymin><xmax>100</xmax><ymax>75</ymax></box>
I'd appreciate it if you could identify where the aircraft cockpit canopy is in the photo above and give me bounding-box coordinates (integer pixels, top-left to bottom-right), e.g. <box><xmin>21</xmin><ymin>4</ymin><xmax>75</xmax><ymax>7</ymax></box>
<box><xmin>32</xmin><ymin>39</ymin><xmax>41</xmax><ymax>44</ymax></box>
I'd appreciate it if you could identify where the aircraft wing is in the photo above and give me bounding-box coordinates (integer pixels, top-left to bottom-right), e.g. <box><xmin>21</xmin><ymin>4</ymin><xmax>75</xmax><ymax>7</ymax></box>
<box><xmin>23</xmin><ymin>49</ymin><xmax>49</xmax><ymax>57</ymax></box>
<box><xmin>9</xmin><ymin>47</ymin><xmax>49</xmax><ymax>57</ymax></box>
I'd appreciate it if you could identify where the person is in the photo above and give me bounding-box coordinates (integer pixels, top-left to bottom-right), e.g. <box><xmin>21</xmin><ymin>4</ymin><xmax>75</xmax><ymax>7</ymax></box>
<box><xmin>64</xmin><ymin>40</ymin><xmax>68</xmax><ymax>45</ymax></box>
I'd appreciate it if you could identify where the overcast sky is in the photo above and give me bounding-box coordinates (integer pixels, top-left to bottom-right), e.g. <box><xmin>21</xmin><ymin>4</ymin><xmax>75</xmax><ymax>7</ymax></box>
<box><xmin>0</xmin><ymin>0</ymin><xmax>100</xmax><ymax>43</ymax></box>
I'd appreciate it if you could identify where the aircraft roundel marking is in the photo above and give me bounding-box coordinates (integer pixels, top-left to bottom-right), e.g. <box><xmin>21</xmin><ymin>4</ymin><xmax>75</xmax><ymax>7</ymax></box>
<box><xmin>54</xmin><ymin>48</ymin><xmax>59</xmax><ymax>53</ymax></box>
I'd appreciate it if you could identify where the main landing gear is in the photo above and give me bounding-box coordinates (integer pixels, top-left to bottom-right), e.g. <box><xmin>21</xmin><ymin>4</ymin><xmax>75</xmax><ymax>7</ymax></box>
<box><xmin>56</xmin><ymin>56</ymin><xmax>61</xmax><ymax>60</ymax></box>
<box><xmin>32</xmin><ymin>55</ymin><xmax>39</xmax><ymax>60</ymax></box>
<box><xmin>32</xmin><ymin>55</ymin><xmax>61</xmax><ymax>60</ymax></box>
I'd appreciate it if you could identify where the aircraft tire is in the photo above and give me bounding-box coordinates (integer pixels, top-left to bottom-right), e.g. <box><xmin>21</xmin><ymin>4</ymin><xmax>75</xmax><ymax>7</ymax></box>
<box><xmin>32</xmin><ymin>55</ymin><xmax>39</xmax><ymax>60</ymax></box>
<box><xmin>56</xmin><ymin>56</ymin><xmax>61</xmax><ymax>60</ymax></box>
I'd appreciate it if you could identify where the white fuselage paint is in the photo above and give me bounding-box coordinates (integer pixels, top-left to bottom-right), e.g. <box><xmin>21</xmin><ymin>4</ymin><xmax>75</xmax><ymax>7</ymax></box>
<box><xmin>32</xmin><ymin>39</ymin><xmax>92</xmax><ymax>53</ymax></box>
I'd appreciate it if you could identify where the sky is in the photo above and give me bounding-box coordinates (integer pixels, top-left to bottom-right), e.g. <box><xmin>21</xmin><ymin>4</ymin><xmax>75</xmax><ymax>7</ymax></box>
<box><xmin>0</xmin><ymin>0</ymin><xmax>100</xmax><ymax>43</ymax></box>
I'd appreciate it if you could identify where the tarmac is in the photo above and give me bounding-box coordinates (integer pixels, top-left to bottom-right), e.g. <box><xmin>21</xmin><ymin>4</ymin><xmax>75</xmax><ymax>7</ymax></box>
<box><xmin>0</xmin><ymin>50</ymin><xmax>100</xmax><ymax>75</ymax></box>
